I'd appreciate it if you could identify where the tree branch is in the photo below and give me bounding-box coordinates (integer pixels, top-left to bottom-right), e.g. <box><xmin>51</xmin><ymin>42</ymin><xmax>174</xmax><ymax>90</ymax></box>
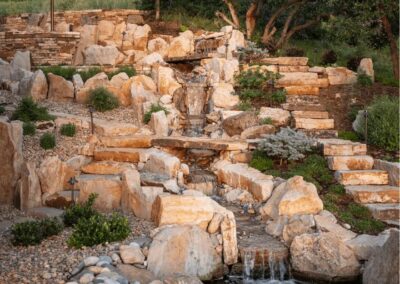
<box><xmin>223</xmin><ymin>0</ymin><xmax>240</xmax><ymax>28</ymax></box>
<box><xmin>283</xmin><ymin>14</ymin><xmax>328</xmax><ymax>45</ymax></box>
<box><xmin>215</xmin><ymin>11</ymin><xmax>239</xmax><ymax>29</ymax></box>
<box><xmin>245</xmin><ymin>0</ymin><xmax>262</xmax><ymax>39</ymax></box>
<box><xmin>276</xmin><ymin>4</ymin><xmax>301</xmax><ymax>48</ymax></box>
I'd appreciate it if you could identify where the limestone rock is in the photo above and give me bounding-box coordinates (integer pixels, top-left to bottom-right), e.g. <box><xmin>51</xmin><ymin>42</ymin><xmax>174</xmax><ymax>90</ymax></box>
<box><xmin>143</xmin><ymin>151</ymin><xmax>180</xmax><ymax>178</ymax></box>
<box><xmin>346</xmin><ymin>232</ymin><xmax>390</xmax><ymax>261</ymax></box>
<box><xmin>84</xmin><ymin>45</ymin><xmax>120</xmax><ymax>66</ymax></box>
<box><xmin>38</xmin><ymin>156</ymin><xmax>73</xmax><ymax>196</ymax></box>
<box><xmin>152</xmin><ymin>66</ymin><xmax>181</xmax><ymax>96</ymax></box>
<box><xmin>167</xmin><ymin>31</ymin><xmax>194</xmax><ymax>58</ymax></box>
<box><xmin>358</xmin><ymin>58</ymin><xmax>374</xmax><ymax>81</ymax></box>
<box><xmin>132</xmin><ymin>24</ymin><xmax>151</xmax><ymax>51</ymax></box>
<box><xmin>282</xmin><ymin>214</ymin><xmax>315</xmax><ymax>244</ymax></box>
<box><xmin>260</xmin><ymin>57</ymin><xmax>308</xmax><ymax>66</ymax></box>
<box><xmin>363</xmin><ymin>229</ymin><xmax>399</xmax><ymax>284</ymax></box>
<box><xmin>17</xmin><ymin>161</ymin><xmax>42</xmax><ymax>211</ymax></box>
<box><xmin>11</xmin><ymin>50</ymin><xmax>31</xmax><ymax>71</ymax></box>
<box><xmin>72</xmin><ymin>74</ymin><xmax>84</xmax><ymax>96</ymax></box>
<box><xmin>19</xmin><ymin>69</ymin><xmax>48</xmax><ymax>101</ymax></box>
<box><xmin>48</xmin><ymin>73</ymin><xmax>74</xmax><ymax>101</ymax></box>
<box><xmin>222</xmin><ymin>111</ymin><xmax>258</xmax><ymax>136</ymax></box>
<box><xmin>291</xmin><ymin>233</ymin><xmax>361</xmax><ymax>281</ymax></box>
<box><xmin>138</xmin><ymin>52</ymin><xmax>165</xmax><ymax>66</ymax></box>
<box><xmin>131</xmin><ymin>75</ymin><xmax>158</xmax><ymax>122</ymax></box>
<box><xmin>258</xmin><ymin>107</ymin><xmax>291</xmax><ymax>126</ymax></box>
<box><xmin>97</xmin><ymin>20</ymin><xmax>115</xmax><ymax>42</ymax></box>
<box><xmin>147</xmin><ymin>225</ymin><xmax>223</xmax><ymax>280</ymax></box>
<box><xmin>74</xmin><ymin>25</ymin><xmax>98</xmax><ymax>65</ymax></box>
<box><xmin>373</xmin><ymin>159</ymin><xmax>400</xmax><ymax>186</ymax></box>
<box><xmin>240</xmin><ymin>124</ymin><xmax>275</xmax><ymax>139</ymax></box>
<box><xmin>211</xmin><ymin>83</ymin><xmax>239</xmax><ymax>109</ymax></box>
<box><xmin>120</xmin><ymin>244</ymin><xmax>145</xmax><ymax>264</ymax></box>
<box><xmin>149</xmin><ymin>111</ymin><xmax>169</xmax><ymax>137</ymax></box>
<box><xmin>81</xmin><ymin>161</ymin><xmax>134</xmax><ymax>175</ymax></box>
<box><xmin>314</xmin><ymin>214</ymin><xmax>356</xmax><ymax>242</ymax></box>
<box><xmin>117</xmin><ymin>264</ymin><xmax>157</xmax><ymax>283</ymax></box>
<box><xmin>260</xmin><ymin>176</ymin><xmax>323</xmax><ymax>219</ymax></box>
<box><xmin>326</xmin><ymin>67</ymin><xmax>357</xmax><ymax>85</ymax></box>
<box><xmin>148</xmin><ymin>37</ymin><xmax>169</xmax><ymax>57</ymax></box>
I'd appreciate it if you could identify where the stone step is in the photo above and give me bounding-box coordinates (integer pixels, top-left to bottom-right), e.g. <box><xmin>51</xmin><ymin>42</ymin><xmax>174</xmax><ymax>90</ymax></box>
<box><xmin>327</xmin><ymin>155</ymin><xmax>374</xmax><ymax>171</ymax></box>
<box><xmin>365</xmin><ymin>203</ymin><xmax>400</xmax><ymax>221</ymax></box>
<box><xmin>100</xmin><ymin>135</ymin><xmax>153</xmax><ymax>148</ymax></box>
<box><xmin>346</xmin><ymin>185</ymin><xmax>399</xmax><ymax>203</ymax></box>
<box><xmin>318</xmin><ymin>139</ymin><xmax>367</xmax><ymax>156</ymax></box>
<box><xmin>282</xmin><ymin>103</ymin><xmax>326</xmax><ymax>112</ymax></box>
<box><xmin>294</xmin><ymin>118</ymin><xmax>334</xmax><ymax>130</ymax></box>
<box><xmin>152</xmin><ymin>136</ymin><xmax>249</xmax><ymax>151</ymax></box>
<box><xmin>284</xmin><ymin>86</ymin><xmax>320</xmax><ymax>96</ymax></box>
<box><xmin>81</xmin><ymin>161</ymin><xmax>135</xmax><ymax>175</ymax></box>
<box><xmin>94</xmin><ymin>148</ymin><xmax>141</xmax><ymax>163</ymax></box>
<box><xmin>302</xmin><ymin>129</ymin><xmax>338</xmax><ymax>139</ymax></box>
<box><xmin>292</xmin><ymin>111</ymin><xmax>329</xmax><ymax>119</ymax></box>
<box><xmin>335</xmin><ymin>170</ymin><xmax>389</xmax><ymax>186</ymax></box>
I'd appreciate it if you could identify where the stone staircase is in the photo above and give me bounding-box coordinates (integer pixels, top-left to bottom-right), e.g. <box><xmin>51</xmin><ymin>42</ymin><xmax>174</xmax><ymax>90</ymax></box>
<box><xmin>319</xmin><ymin>138</ymin><xmax>399</xmax><ymax>226</ymax></box>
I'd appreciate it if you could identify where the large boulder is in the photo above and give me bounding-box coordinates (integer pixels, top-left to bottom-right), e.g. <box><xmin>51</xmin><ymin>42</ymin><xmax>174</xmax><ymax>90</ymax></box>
<box><xmin>291</xmin><ymin>233</ymin><xmax>360</xmax><ymax>281</ymax></box>
<box><xmin>167</xmin><ymin>31</ymin><xmax>194</xmax><ymax>58</ymax></box>
<box><xmin>18</xmin><ymin>69</ymin><xmax>48</xmax><ymax>101</ymax></box>
<box><xmin>76</xmin><ymin>72</ymin><xmax>109</xmax><ymax>104</ymax></box>
<box><xmin>201</xmin><ymin>58</ymin><xmax>239</xmax><ymax>84</ymax></box>
<box><xmin>147</xmin><ymin>225</ymin><xmax>223</xmax><ymax>280</ymax></box>
<box><xmin>84</xmin><ymin>45</ymin><xmax>120</xmax><ymax>66</ymax></box>
<box><xmin>73</xmin><ymin>25</ymin><xmax>98</xmax><ymax>65</ymax></box>
<box><xmin>148</xmin><ymin>37</ymin><xmax>169</xmax><ymax>57</ymax></box>
<box><xmin>131</xmin><ymin>75</ymin><xmax>158</xmax><ymax>124</ymax></box>
<box><xmin>363</xmin><ymin>229</ymin><xmax>399</xmax><ymax>284</ymax></box>
<box><xmin>138</xmin><ymin>52</ymin><xmax>165</xmax><ymax>66</ymax></box>
<box><xmin>326</xmin><ymin>67</ymin><xmax>357</xmax><ymax>85</ymax></box>
<box><xmin>97</xmin><ymin>20</ymin><xmax>115</xmax><ymax>42</ymax></box>
<box><xmin>152</xmin><ymin>66</ymin><xmax>181</xmax><ymax>96</ymax></box>
<box><xmin>358</xmin><ymin>58</ymin><xmax>374</xmax><ymax>81</ymax></box>
<box><xmin>260</xmin><ymin>176</ymin><xmax>323</xmax><ymax>219</ymax></box>
<box><xmin>258</xmin><ymin>107</ymin><xmax>291</xmax><ymax>127</ymax></box>
<box><xmin>143</xmin><ymin>150</ymin><xmax>180</xmax><ymax>178</ymax></box>
<box><xmin>211</xmin><ymin>83</ymin><xmax>239</xmax><ymax>109</ymax></box>
<box><xmin>16</xmin><ymin>162</ymin><xmax>42</xmax><ymax>211</ymax></box>
<box><xmin>149</xmin><ymin>110</ymin><xmax>169</xmax><ymax>136</ymax></box>
<box><xmin>0</xmin><ymin>119</ymin><xmax>23</xmax><ymax>204</ymax></box>
<box><xmin>222</xmin><ymin>111</ymin><xmax>258</xmax><ymax>136</ymax></box>
<box><xmin>11</xmin><ymin>50</ymin><xmax>31</xmax><ymax>71</ymax></box>
<box><xmin>38</xmin><ymin>156</ymin><xmax>74</xmax><ymax>196</ymax></box>
<box><xmin>47</xmin><ymin>73</ymin><xmax>74</xmax><ymax>101</ymax></box>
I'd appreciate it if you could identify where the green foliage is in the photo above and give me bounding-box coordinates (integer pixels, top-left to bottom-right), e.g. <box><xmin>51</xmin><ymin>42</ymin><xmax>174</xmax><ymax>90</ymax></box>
<box><xmin>346</xmin><ymin>57</ymin><xmax>362</xmax><ymax>71</ymax></box>
<box><xmin>11</xmin><ymin>218</ymin><xmax>63</xmax><ymax>246</ymax></box>
<box><xmin>107</xmin><ymin>66</ymin><xmax>136</xmax><ymax>80</ymax></box>
<box><xmin>87</xmin><ymin>87</ymin><xmax>119</xmax><ymax>112</ymax></box>
<box><xmin>0</xmin><ymin>105</ymin><xmax>5</xmax><ymax>115</ymax></box>
<box><xmin>348</xmin><ymin>105</ymin><xmax>363</xmax><ymax>122</ymax></box>
<box><xmin>269</xmin><ymin>89</ymin><xmax>287</xmax><ymax>104</ymax></box>
<box><xmin>284</xmin><ymin>47</ymin><xmax>305</xmax><ymax>57</ymax></box>
<box><xmin>321</xmin><ymin>49</ymin><xmax>338</xmax><ymax>65</ymax></box>
<box><xmin>260</xmin><ymin>117</ymin><xmax>273</xmax><ymax>125</ymax></box>
<box><xmin>143</xmin><ymin>104</ymin><xmax>169</xmax><ymax>124</ymax></box>
<box><xmin>63</xmin><ymin>193</ymin><xmax>99</xmax><ymax>227</ymax></box>
<box><xmin>249</xmin><ymin>151</ymin><xmax>274</xmax><ymax>172</ymax></box>
<box><xmin>12</xmin><ymin>97</ymin><xmax>54</xmax><ymax>122</ymax></box>
<box><xmin>40</xmin><ymin>133</ymin><xmax>56</xmax><ymax>150</ymax></box>
<box><xmin>258</xmin><ymin>128</ymin><xmax>316</xmax><ymax>162</ymax></box>
<box><xmin>79</xmin><ymin>67</ymin><xmax>102</xmax><ymax>82</ymax></box>
<box><xmin>338</xmin><ymin>131</ymin><xmax>359</xmax><ymax>142</ymax></box>
<box><xmin>23</xmin><ymin>122</ymin><xmax>36</xmax><ymax>136</ymax></box>
<box><xmin>41</xmin><ymin>66</ymin><xmax>77</xmax><ymax>81</ymax></box>
<box><xmin>329</xmin><ymin>184</ymin><xmax>346</xmax><ymax>195</ymax></box>
<box><xmin>60</xmin><ymin>123</ymin><xmax>76</xmax><ymax>137</ymax></box>
<box><xmin>237</xmin><ymin>101</ymin><xmax>253</xmax><ymax>111</ymax></box>
<box><xmin>67</xmin><ymin>213</ymin><xmax>130</xmax><ymax>248</ymax></box>
<box><xmin>239</xmin><ymin>89</ymin><xmax>265</xmax><ymax>100</ymax></box>
<box><xmin>357</xmin><ymin>73</ymin><xmax>373</xmax><ymax>87</ymax></box>
<box><xmin>355</xmin><ymin>96</ymin><xmax>399</xmax><ymax>151</ymax></box>
<box><xmin>236</xmin><ymin>69</ymin><xmax>279</xmax><ymax>89</ymax></box>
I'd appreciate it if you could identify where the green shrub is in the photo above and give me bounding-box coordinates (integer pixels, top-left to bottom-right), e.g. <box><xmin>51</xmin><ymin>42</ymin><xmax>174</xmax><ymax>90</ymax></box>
<box><xmin>258</xmin><ymin>128</ymin><xmax>316</xmax><ymax>162</ymax></box>
<box><xmin>60</xmin><ymin>123</ymin><xmax>76</xmax><ymax>137</ymax></box>
<box><xmin>260</xmin><ymin>117</ymin><xmax>273</xmax><ymax>125</ymax></box>
<box><xmin>107</xmin><ymin>66</ymin><xmax>136</xmax><ymax>79</ymax></box>
<box><xmin>63</xmin><ymin>193</ymin><xmax>98</xmax><ymax>227</ymax></box>
<box><xmin>357</xmin><ymin>72</ymin><xmax>373</xmax><ymax>87</ymax></box>
<box><xmin>239</xmin><ymin>89</ymin><xmax>265</xmax><ymax>100</ymax></box>
<box><xmin>12</xmin><ymin>97</ymin><xmax>54</xmax><ymax>122</ymax></box>
<box><xmin>0</xmin><ymin>105</ymin><xmax>5</xmax><ymax>114</ymax></box>
<box><xmin>236</xmin><ymin>69</ymin><xmax>280</xmax><ymax>89</ymax></box>
<box><xmin>23</xmin><ymin>122</ymin><xmax>36</xmax><ymax>136</ymax></box>
<box><xmin>355</xmin><ymin>96</ymin><xmax>399</xmax><ymax>151</ymax></box>
<box><xmin>143</xmin><ymin>104</ymin><xmax>169</xmax><ymax>124</ymax></box>
<box><xmin>269</xmin><ymin>89</ymin><xmax>286</xmax><ymax>104</ymax></box>
<box><xmin>321</xmin><ymin>49</ymin><xmax>337</xmax><ymax>65</ymax></box>
<box><xmin>67</xmin><ymin>213</ymin><xmax>130</xmax><ymax>248</ymax></box>
<box><xmin>284</xmin><ymin>47</ymin><xmax>305</xmax><ymax>57</ymax></box>
<box><xmin>237</xmin><ymin>101</ymin><xmax>253</xmax><ymax>111</ymax></box>
<box><xmin>348</xmin><ymin>105</ymin><xmax>363</xmax><ymax>122</ymax></box>
<box><xmin>11</xmin><ymin>218</ymin><xmax>63</xmax><ymax>246</ymax></box>
<box><xmin>79</xmin><ymin>67</ymin><xmax>102</xmax><ymax>82</ymax></box>
<box><xmin>87</xmin><ymin>87</ymin><xmax>119</xmax><ymax>112</ymax></box>
<box><xmin>249</xmin><ymin>151</ymin><xmax>274</xmax><ymax>172</ymax></box>
<box><xmin>40</xmin><ymin>66</ymin><xmax>77</xmax><ymax>81</ymax></box>
<box><xmin>338</xmin><ymin>131</ymin><xmax>359</xmax><ymax>142</ymax></box>
<box><xmin>40</xmin><ymin>133</ymin><xmax>56</xmax><ymax>150</ymax></box>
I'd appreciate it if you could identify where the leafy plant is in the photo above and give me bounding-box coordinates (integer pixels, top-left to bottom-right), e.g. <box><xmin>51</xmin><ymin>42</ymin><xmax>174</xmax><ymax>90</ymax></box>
<box><xmin>67</xmin><ymin>213</ymin><xmax>130</xmax><ymax>248</ymax></box>
<box><xmin>357</xmin><ymin>72</ymin><xmax>373</xmax><ymax>87</ymax></box>
<box><xmin>107</xmin><ymin>66</ymin><xmax>136</xmax><ymax>80</ymax></box>
<box><xmin>23</xmin><ymin>122</ymin><xmax>36</xmax><ymax>136</ymax></box>
<box><xmin>40</xmin><ymin>132</ymin><xmax>56</xmax><ymax>150</ymax></box>
<box><xmin>249</xmin><ymin>151</ymin><xmax>274</xmax><ymax>172</ymax></box>
<box><xmin>338</xmin><ymin>130</ymin><xmax>359</xmax><ymax>142</ymax></box>
<box><xmin>237</xmin><ymin>101</ymin><xmax>253</xmax><ymax>111</ymax></box>
<box><xmin>63</xmin><ymin>193</ymin><xmax>98</xmax><ymax>227</ymax></box>
<box><xmin>260</xmin><ymin>117</ymin><xmax>273</xmax><ymax>125</ymax></box>
<box><xmin>12</xmin><ymin>97</ymin><xmax>54</xmax><ymax>122</ymax></box>
<box><xmin>11</xmin><ymin>218</ymin><xmax>63</xmax><ymax>246</ymax></box>
<box><xmin>258</xmin><ymin>128</ymin><xmax>316</xmax><ymax>163</ymax></box>
<box><xmin>236</xmin><ymin>69</ymin><xmax>280</xmax><ymax>89</ymax></box>
<box><xmin>269</xmin><ymin>89</ymin><xmax>287</xmax><ymax>104</ymax></box>
<box><xmin>79</xmin><ymin>67</ymin><xmax>102</xmax><ymax>82</ymax></box>
<box><xmin>60</xmin><ymin>123</ymin><xmax>76</xmax><ymax>137</ymax></box>
<box><xmin>40</xmin><ymin>66</ymin><xmax>77</xmax><ymax>81</ymax></box>
<box><xmin>0</xmin><ymin>105</ymin><xmax>5</xmax><ymax>115</ymax></box>
<box><xmin>239</xmin><ymin>89</ymin><xmax>265</xmax><ymax>100</ymax></box>
<box><xmin>355</xmin><ymin>96</ymin><xmax>399</xmax><ymax>151</ymax></box>
<box><xmin>143</xmin><ymin>104</ymin><xmax>169</xmax><ymax>124</ymax></box>
<box><xmin>87</xmin><ymin>87</ymin><xmax>119</xmax><ymax>112</ymax></box>
<box><xmin>321</xmin><ymin>49</ymin><xmax>337</xmax><ymax>65</ymax></box>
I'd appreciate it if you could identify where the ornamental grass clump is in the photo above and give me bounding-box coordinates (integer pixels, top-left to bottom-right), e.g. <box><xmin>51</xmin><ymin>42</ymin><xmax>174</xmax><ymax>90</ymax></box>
<box><xmin>87</xmin><ymin>87</ymin><xmax>119</xmax><ymax>112</ymax></box>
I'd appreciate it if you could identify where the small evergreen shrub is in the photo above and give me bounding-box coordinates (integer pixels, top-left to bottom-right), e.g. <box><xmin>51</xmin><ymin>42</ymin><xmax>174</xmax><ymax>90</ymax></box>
<box><xmin>237</xmin><ymin>101</ymin><xmax>253</xmax><ymax>111</ymax></box>
<box><xmin>258</xmin><ymin>127</ymin><xmax>315</xmax><ymax>162</ymax></box>
<box><xmin>249</xmin><ymin>151</ymin><xmax>274</xmax><ymax>172</ymax></box>
<box><xmin>23</xmin><ymin>122</ymin><xmax>36</xmax><ymax>136</ymax></box>
<box><xmin>87</xmin><ymin>87</ymin><xmax>119</xmax><ymax>112</ymax></box>
<box><xmin>79</xmin><ymin>67</ymin><xmax>102</xmax><ymax>82</ymax></box>
<box><xmin>60</xmin><ymin>123</ymin><xmax>76</xmax><ymax>137</ymax></box>
<box><xmin>260</xmin><ymin>117</ymin><xmax>273</xmax><ymax>125</ymax></box>
<box><xmin>0</xmin><ymin>105</ymin><xmax>5</xmax><ymax>114</ymax></box>
<box><xmin>357</xmin><ymin>73</ymin><xmax>373</xmax><ymax>87</ymax></box>
<box><xmin>355</xmin><ymin>96</ymin><xmax>399</xmax><ymax>151</ymax></box>
<box><xmin>67</xmin><ymin>213</ymin><xmax>130</xmax><ymax>248</ymax></box>
<box><xmin>236</xmin><ymin>69</ymin><xmax>280</xmax><ymax>89</ymax></box>
<box><xmin>12</xmin><ymin>97</ymin><xmax>54</xmax><ymax>122</ymax></box>
<box><xmin>239</xmin><ymin>89</ymin><xmax>265</xmax><ymax>100</ymax></box>
<box><xmin>321</xmin><ymin>49</ymin><xmax>337</xmax><ymax>65</ymax></box>
<box><xmin>348</xmin><ymin>105</ymin><xmax>363</xmax><ymax>122</ymax></box>
<box><xmin>107</xmin><ymin>66</ymin><xmax>136</xmax><ymax>79</ymax></box>
<box><xmin>143</xmin><ymin>104</ymin><xmax>169</xmax><ymax>124</ymax></box>
<box><xmin>40</xmin><ymin>132</ymin><xmax>56</xmax><ymax>150</ymax></box>
<box><xmin>284</xmin><ymin>47</ymin><xmax>305</xmax><ymax>57</ymax></box>
<box><xmin>338</xmin><ymin>130</ymin><xmax>359</xmax><ymax>142</ymax></box>
<box><xmin>63</xmin><ymin>193</ymin><xmax>98</xmax><ymax>227</ymax></box>
<box><xmin>41</xmin><ymin>66</ymin><xmax>77</xmax><ymax>81</ymax></box>
<box><xmin>11</xmin><ymin>218</ymin><xmax>63</xmax><ymax>246</ymax></box>
<box><xmin>269</xmin><ymin>89</ymin><xmax>286</xmax><ymax>104</ymax></box>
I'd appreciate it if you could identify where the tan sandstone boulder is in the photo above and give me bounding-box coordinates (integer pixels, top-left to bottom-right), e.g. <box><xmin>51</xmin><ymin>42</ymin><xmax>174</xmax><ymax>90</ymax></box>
<box><xmin>211</xmin><ymin>83</ymin><xmax>239</xmax><ymax>109</ymax></box>
<box><xmin>17</xmin><ymin>162</ymin><xmax>42</xmax><ymax>211</ymax></box>
<box><xmin>48</xmin><ymin>73</ymin><xmax>74</xmax><ymax>102</ymax></box>
<box><xmin>38</xmin><ymin>156</ymin><xmax>74</xmax><ymax>196</ymax></box>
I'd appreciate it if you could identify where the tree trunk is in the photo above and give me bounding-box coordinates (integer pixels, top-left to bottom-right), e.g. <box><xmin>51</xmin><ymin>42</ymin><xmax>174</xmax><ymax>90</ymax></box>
<box><xmin>155</xmin><ymin>0</ymin><xmax>160</xmax><ymax>20</ymax></box>
<box><xmin>245</xmin><ymin>0</ymin><xmax>261</xmax><ymax>39</ymax></box>
<box><xmin>223</xmin><ymin>0</ymin><xmax>240</xmax><ymax>28</ymax></box>
<box><xmin>381</xmin><ymin>14</ymin><xmax>399</xmax><ymax>80</ymax></box>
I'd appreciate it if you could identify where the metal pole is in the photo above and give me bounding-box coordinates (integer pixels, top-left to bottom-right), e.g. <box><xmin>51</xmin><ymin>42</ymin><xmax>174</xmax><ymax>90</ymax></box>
<box><xmin>50</xmin><ymin>0</ymin><xmax>55</xmax><ymax>32</ymax></box>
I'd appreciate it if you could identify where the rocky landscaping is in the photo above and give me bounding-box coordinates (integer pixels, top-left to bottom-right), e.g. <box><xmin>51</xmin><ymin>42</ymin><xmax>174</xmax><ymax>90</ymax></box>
<box><xmin>0</xmin><ymin>7</ymin><xmax>399</xmax><ymax>284</ymax></box>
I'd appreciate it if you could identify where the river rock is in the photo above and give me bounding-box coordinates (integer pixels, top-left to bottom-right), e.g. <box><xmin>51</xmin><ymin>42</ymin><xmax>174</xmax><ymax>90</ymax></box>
<box><xmin>222</xmin><ymin>111</ymin><xmax>258</xmax><ymax>136</ymax></box>
<box><xmin>363</xmin><ymin>229</ymin><xmax>399</xmax><ymax>284</ymax></box>
<box><xmin>84</xmin><ymin>45</ymin><xmax>120</xmax><ymax>66</ymax></box>
<box><xmin>16</xmin><ymin>161</ymin><xmax>42</xmax><ymax>210</ymax></box>
<box><xmin>291</xmin><ymin>233</ymin><xmax>361</xmax><ymax>281</ymax></box>
<box><xmin>120</xmin><ymin>244</ymin><xmax>145</xmax><ymax>264</ymax></box>
<box><xmin>47</xmin><ymin>73</ymin><xmax>74</xmax><ymax>101</ymax></box>
<box><xmin>147</xmin><ymin>225</ymin><xmax>223</xmax><ymax>280</ymax></box>
<box><xmin>211</xmin><ymin>83</ymin><xmax>239</xmax><ymax>109</ymax></box>
<box><xmin>260</xmin><ymin>176</ymin><xmax>323</xmax><ymax>219</ymax></box>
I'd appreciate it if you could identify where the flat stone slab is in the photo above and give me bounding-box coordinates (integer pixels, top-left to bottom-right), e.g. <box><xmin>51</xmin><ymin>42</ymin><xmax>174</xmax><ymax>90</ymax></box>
<box><xmin>100</xmin><ymin>135</ymin><xmax>153</xmax><ymax>148</ymax></box>
<box><xmin>294</xmin><ymin>118</ymin><xmax>334</xmax><ymax>130</ymax></box>
<box><xmin>365</xmin><ymin>203</ymin><xmax>400</xmax><ymax>221</ymax></box>
<box><xmin>335</xmin><ymin>170</ymin><xmax>388</xmax><ymax>186</ymax></box>
<box><xmin>259</xmin><ymin>57</ymin><xmax>309</xmax><ymax>66</ymax></box>
<box><xmin>285</xmin><ymin>86</ymin><xmax>320</xmax><ymax>96</ymax></box>
<box><xmin>282</xmin><ymin>103</ymin><xmax>326</xmax><ymax>112</ymax></box>
<box><xmin>318</xmin><ymin>139</ymin><xmax>367</xmax><ymax>156</ymax></box>
<box><xmin>152</xmin><ymin>136</ymin><xmax>248</xmax><ymax>151</ymax></box>
<box><xmin>327</xmin><ymin>155</ymin><xmax>374</xmax><ymax>171</ymax></box>
<box><xmin>302</xmin><ymin>129</ymin><xmax>338</xmax><ymax>139</ymax></box>
<box><xmin>374</xmin><ymin>159</ymin><xmax>400</xmax><ymax>186</ymax></box>
<box><xmin>27</xmin><ymin>207</ymin><xmax>64</xmax><ymax>219</ymax></box>
<box><xmin>346</xmin><ymin>185</ymin><xmax>399</xmax><ymax>203</ymax></box>
<box><xmin>292</xmin><ymin>111</ymin><xmax>329</xmax><ymax>119</ymax></box>
<box><xmin>81</xmin><ymin>161</ymin><xmax>135</xmax><ymax>175</ymax></box>
<box><xmin>94</xmin><ymin>148</ymin><xmax>141</xmax><ymax>163</ymax></box>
